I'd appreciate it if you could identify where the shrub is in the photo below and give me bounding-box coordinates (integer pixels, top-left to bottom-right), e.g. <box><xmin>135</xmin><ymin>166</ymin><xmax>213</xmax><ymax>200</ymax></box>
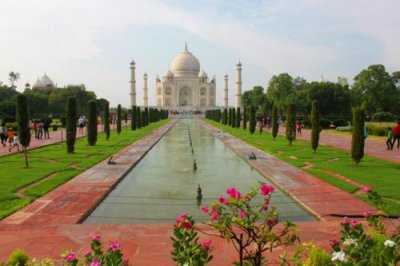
<box><xmin>351</xmin><ymin>107</ymin><xmax>365</xmax><ymax>165</ymax></box>
<box><xmin>104</xmin><ymin>101</ymin><xmax>110</xmax><ymax>140</ymax></box>
<box><xmin>367</xmin><ymin>124</ymin><xmax>387</xmax><ymax>136</ymax></box>
<box><xmin>236</xmin><ymin>107</ymin><xmax>240</xmax><ymax>128</ymax></box>
<box><xmin>286</xmin><ymin>103</ymin><xmax>296</xmax><ymax>145</ymax></box>
<box><xmin>222</xmin><ymin>108</ymin><xmax>227</xmax><ymax>125</ymax></box>
<box><xmin>8</xmin><ymin>248</ymin><xmax>29</xmax><ymax>266</ymax></box>
<box><xmin>311</xmin><ymin>100</ymin><xmax>320</xmax><ymax>152</ymax></box>
<box><xmin>271</xmin><ymin>104</ymin><xmax>278</xmax><ymax>139</ymax></box>
<box><xmin>116</xmin><ymin>104</ymin><xmax>121</xmax><ymax>134</ymax></box>
<box><xmin>16</xmin><ymin>94</ymin><xmax>31</xmax><ymax>167</ymax></box>
<box><xmin>66</xmin><ymin>97</ymin><xmax>77</xmax><ymax>153</ymax></box>
<box><xmin>131</xmin><ymin>105</ymin><xmax>136</xmax><ymax>131</ymax></box>
<box><xmin>372</xmin><ymin>111</ymin><xmax>397</xmax><ymax>122</ymax></box>
<box><xmin>336</xmin><ymin>126</ymin><xmax>352</xmax><ymax>132</ymax></box>
<box><xmin>242</xmin><ymin>107</ymin><xmax>247</xmax><ymax>130</ymax></box>
<box><xmin>5</xmin><ymin>122</ymin><xmax>17</xmax><ymax>130</ymax></box>
<box><xmin>333</xmin><ymin>119</ymin><xmax>348</xmax><ymax>127</ymax></box>
<box><xmin>249</xmin><ymin>106</ymin><xmax>256</xmax><ymax>134</ymax></box>
<box><xmin>87</xmin><ymin>100</ymin><xmax>97</xmax><ymax>146</ymax></box>
<box><xmin>319</xmin><ymin>118</ymin><xmax>331</xmax><ymax>129</ymax></box>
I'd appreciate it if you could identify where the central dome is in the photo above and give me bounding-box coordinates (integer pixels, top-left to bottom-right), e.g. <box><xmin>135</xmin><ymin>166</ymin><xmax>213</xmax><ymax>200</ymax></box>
<box><xmin>171</xmin><ymin>45</ymin><xmax>200</xmax><ymax>78</ymax></box>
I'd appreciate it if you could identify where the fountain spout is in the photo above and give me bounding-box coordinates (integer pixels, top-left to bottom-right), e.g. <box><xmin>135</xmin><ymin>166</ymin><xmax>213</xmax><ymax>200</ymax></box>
<box><xmin>193</xmin><ymin>160</ymin><xmax>197</xmax><ymax>171</ymax></box>
<box><xmin>196</xmin><ymin>184</ymin><xmax>203</xmax><ymax>200</ymax></box>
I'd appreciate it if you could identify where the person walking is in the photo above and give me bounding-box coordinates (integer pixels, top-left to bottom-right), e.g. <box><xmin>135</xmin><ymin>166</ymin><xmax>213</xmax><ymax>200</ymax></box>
<box><xmin>37</xmin><ymin>121</ymin><xmax>43</xmax><ymax>139</ymax></box>
<box><xmin>296</xmin><ymin>120</ymin><xmax>302</xmax><ymax>136</ymax></box>
<box><xmin>43</xmin><ymin>118</ymin><xmax>51</xmax><ymax>139</ymax></box>
<box><xmin>393</xmin><ymin>122</ymin><xmax>400</xmax><ymax>149</ymax></box>
<box><xmin>0</xmin><ymin>124</ymin><xmax>7</xmax><ymax>147</ymax></box>
<box><xmin>386</xmin><ymin>127</ymin><xmax>394</xmax><ymax>150</ymax></box>
<box><xmin>33</xmin><ymin>120</ymin><xmax>38</xmax><ymax>139</ymax></box>
<box><xmin>9</xmin><ymin>133</ymin><xmax>20</xmax><ymax>152</ymax></box>
<box><xmin>78</xmin><ymin>116</ymin><xmax>84</xmax><ymax>133</ymax></box>
<box><xmin>7</xmin><ymin>128</ymin><xmax>15</xmax><ymax>147</ymax></box>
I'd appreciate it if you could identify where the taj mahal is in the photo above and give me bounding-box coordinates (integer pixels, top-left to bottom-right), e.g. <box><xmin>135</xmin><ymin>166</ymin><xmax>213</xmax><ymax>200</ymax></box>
<box><xmin>129</xmin><ymin>44</ymin><xmax>243</xmax><ymax>110</ymax></box>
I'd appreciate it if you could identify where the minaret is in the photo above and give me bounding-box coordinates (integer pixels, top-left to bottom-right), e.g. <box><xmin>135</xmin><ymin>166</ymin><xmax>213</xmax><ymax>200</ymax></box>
<box><xmin>224</xmin><ymin>74</ymin><xmax>228</xmax><ymax>108</ymax></box>
<box><xmin>143</xmin><ymin>72</ymin><xmax>148</xmax><ymax>107</ymax></box>
<box><xmin>130</xmin><ymin>60</ymin><xmax>136</xmax><ymax>107</ymax></box>
<box><xmin>235</xmin><ymin>61</ymin><xmax>242</xmax><ymax>108</ymax></box>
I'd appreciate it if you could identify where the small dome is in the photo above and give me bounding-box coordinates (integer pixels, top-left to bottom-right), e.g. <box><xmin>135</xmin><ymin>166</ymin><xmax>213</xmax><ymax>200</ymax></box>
<box><xmin>198</xmin><ymin>70</ymin><xmax>208</xmax><ymax>78</ymax></box>
<box><xmin>33</xmin><ymin>77</ymin><xmax>44</xmax><ymax>88</ymax></box>
<box><xmin>163</xmin><ymin>69</ymin><xmax>174</xmax><ymax>78</ymax></box>
<box><xmin>171</xmin><ymin>45</ymin><xmax>200</xmax><ymax>78</ymax></box>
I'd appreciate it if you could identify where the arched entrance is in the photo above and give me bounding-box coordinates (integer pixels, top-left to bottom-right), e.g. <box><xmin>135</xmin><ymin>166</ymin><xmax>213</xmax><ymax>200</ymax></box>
<box><xmin>179</xmin><ymin>86</ymin><xmax>192</xmax><ymax>106</ymax></box>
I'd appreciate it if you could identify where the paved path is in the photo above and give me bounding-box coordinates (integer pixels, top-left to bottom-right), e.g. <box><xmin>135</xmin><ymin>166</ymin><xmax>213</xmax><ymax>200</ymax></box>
<box><xmin>273</xmin><ymin>126</ymin><xmax>400</xmax><ymax>163</ymax></box>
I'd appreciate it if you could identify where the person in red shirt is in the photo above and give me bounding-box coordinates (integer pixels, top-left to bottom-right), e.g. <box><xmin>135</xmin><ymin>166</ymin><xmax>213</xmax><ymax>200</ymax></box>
<box><xmin>392</xmin><ymin>122</ymin><xmax>400</xmax><ymax>149</ymax></box>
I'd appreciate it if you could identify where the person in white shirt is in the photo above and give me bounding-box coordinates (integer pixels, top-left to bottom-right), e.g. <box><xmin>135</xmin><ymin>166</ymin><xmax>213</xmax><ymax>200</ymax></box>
<box><xmin>9</xmin><ymin>134</ymin><xmax>20</xmax><ymax>152</ymax></box>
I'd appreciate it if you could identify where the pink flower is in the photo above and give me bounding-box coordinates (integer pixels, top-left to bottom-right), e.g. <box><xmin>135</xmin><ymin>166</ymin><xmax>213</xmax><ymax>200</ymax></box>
<box><xmin>342</xmin><ymin>217</ymin><xmax>351</xmax><ymax>224</ymax></box>
<box><xmin>211</xmin><ymin>213</ymin><xmax>219</xmax><ymax>220</ymax></box>
<box><xmin>260</xmin><ymin>184</ymin><xmax>275</xmax><ymax>195</ymax></box>
<box><xmin>90</xmin><ymin>259</ymin><xmax>100</xmax><ymax>266</ymax></box>
<box><xmin>182</xmin><ymin>220</ymin><xmax>192</xmax><ymax>229</ymax></box>
<box><xmin>226</xmin><ymin>188</ymin><xmax>241</xmax><ymax>199</ymax></box>
<box><xmin>219</xmin><ymin>196</ymin><xmax>229</xmax><ymax>205</ymax></box>
<box><xmin>85</xmin><ymin>249</ymin><xmax>92</xmax><ymax>256</ymax></box>
<box><xmin>201</xmin><ymin>206</ymin><xmax>209</xmax><ymax>214</ymax></box>
<box><xmin>91</xmin><ymin>235</ymin><xmax>101</xmax><ymax>241</ymax></box>
<box><xmin>64</xmin><ymin>252</ymin><xmax>77</xmax><ymax>262</ymax></box>
<box><xmin>350</xmin><ymin>220</ymin><xmax>358</xmax><ymax>227</ymax></box>
<box><xmin>267</xmin><ymin>219</ymin><xmax>277</xmax><ymax>227</ymax></box>
<box><xmin>262</xmin><ymin>205</ymin><xmax>269</xmax><ymax>211</ymax></box>
<box><xmin>329</xmin><ymin>239</ymin><xmax>339</xmax><ymax>246</ymax></box>
<box><xmin>201</xmin><ymin>240</ymin><xmax>212</xmax><ymax>250</ymax></box>
<box><xmin>175</xmin><ymin>213</ymin><xmax>188</xmax><ymax>224</ymax></box>
<box><xmin>123</xmin><ymin>259</ymin><xmax>129</xmax><ymax>265</ymax></box>
<box><xmin>238</xmin><ymin>210</ymin><xmax>246</xmax><ymax>218</ymax></box>
<box><xmin>363</xmin><ymin>186</ymin><xmax>374</xmax><ymax>193</ymax></box>
<box><xmin>212</xmin><ymin>206</ymin><xmax>217</xmax><ymax>212</ymax></box>
<box><xmin>109</xmin><ymin>241</ymin><xmax>121</xmax><ymax>252</ymax></box>
<box><xmin>264</xmin><ymin>197</ymin><xmax>270</xmax><ymax>204</ymax></box>
<box><xmin>362</xmin><ymin>210</ymin><xmax>374</xmax><ymax>217</ymax></box>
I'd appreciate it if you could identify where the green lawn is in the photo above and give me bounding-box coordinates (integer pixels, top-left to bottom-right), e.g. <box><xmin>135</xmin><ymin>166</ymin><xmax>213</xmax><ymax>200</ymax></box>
<box><xmin>0</xmin><ymin>119</ymin><xmax>170</xmax><ymax>220</ymax></box>
<box><xmin>205</xmin><ymin>119</ymin><xmax>400</xmax><ymax>215</ymax></box>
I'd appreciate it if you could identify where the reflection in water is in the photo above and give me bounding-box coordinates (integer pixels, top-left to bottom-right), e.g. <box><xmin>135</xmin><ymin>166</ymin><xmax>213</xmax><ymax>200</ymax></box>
<box><xmin>84</xmin><ymin>119</ymin><xmax>314</xmax><ymax>224</ymax></box>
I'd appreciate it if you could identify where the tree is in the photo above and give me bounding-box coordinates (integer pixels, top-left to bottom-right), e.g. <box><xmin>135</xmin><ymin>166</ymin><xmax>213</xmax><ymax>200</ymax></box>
<box><xmin>236</xmin><ymin>107</ymin><xmax>241</xmax><ymax>128</ymax></box>
<box><xmin>9</xmin><ymin>71</ymin><xmax>20</xmax><ymax>89</ymax></box>
<box><xmin>16</xmin><ymin>94</ymin><xmax>31</xmax><ymax>167</ymax></box>
<box><xmin>104</xmin><ymin>101</ymin><xmax>110</xmax><ymax>140</ymax></box>
<box><xmin>66</xmin><ymin>97</ymin><xmax>77</xmax><ymax>152</ymax></box>
<box><xmin>136</xmin><ymin>107</ymin><xmax>141</xmax><ymax>129</ymax></box>
<box><xmin>271</xmin><ymin>104</ymin><xmax>278</xmax><ymax>140</ymax></box>
<box><xmin>267</xmin><ymin>73</ymin><xmax>295</xmax><ymax>115</ymax></box>
<box><xmin>286</xmin><ymin>103</ymin><xmax>296</xmax><ymax>145</ymax></box>
<box><xmin>131</xmin><ymin>106</ymin><xmax>136</xmax><ymax>130</ymax></box>
<box><xmin>352</xmin><ymin>64</ymin><xmax>399</xmax><ymax>117</ymax></box>
<box><xmin>242</xmin><ymin>107</ymin><xmax>247</xmax><ymax>130</ymax></box>
<box><xmin>222</xmin><ymin>108</ymin><xmax>227</xmax><ymax>125</ymax></box>
<box><xmin>249</xmin><ymin>106</ymin><xmax>256</xmax><ymax>134</ymax></box>
<box><xmin>232</xmin><ymin>108</ymin><xmax>236</xmax><ymax>128</ymax></box>
<box><xmin>96</xmin><ymin>98</ymin><xmax>108</xmax><ymax>115</ymax></box>
<box><xmin>144</xmin><ymin>107</ymin><xmax>149</xmax><ymax>126</ymax></box>
<box><xmin>351</xmin><ymin>107</ymin><xmax>365</xmax><ymax>165</ymax></box>
<box><xmin>87</xmin><ymin>100</ymin><xmax>97</xmax><ymax>146</ymax></box>
<box><xmin>311</xmin><ymin>100</ymin><xmax>320</xmax><ymax>152</ymax></box>
<box><xmin>117</xmin><ymin>104</ymin><xmax>122</xmax><ymax>134</ymax></box>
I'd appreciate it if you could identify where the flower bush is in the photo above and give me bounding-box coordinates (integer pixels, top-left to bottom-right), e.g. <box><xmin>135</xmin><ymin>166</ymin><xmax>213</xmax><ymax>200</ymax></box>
<box><xmin>328</xmin><ymin>187</ymin><xmax>399</xmax><ymax>265</ymax></box>
<box><xmin>63</xmin><ymin>235</ymin><xmax>129</xmax><ymax>266</ymax></box>
<box><xmin>171</xmin><ymin>213</ymin><xmax>213</xmax><ymax>266</ymax></box>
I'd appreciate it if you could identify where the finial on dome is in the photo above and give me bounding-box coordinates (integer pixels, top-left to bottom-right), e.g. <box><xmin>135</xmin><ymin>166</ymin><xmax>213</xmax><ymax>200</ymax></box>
<box><xmin>185</xmin><ymin>41</ymin><xmax>188</xmax><ymax>51</ymax></box>
<box><xmin>130</xmin><ymin>59</ymin><xmax>135</xmax><ymax>65</ymax></box>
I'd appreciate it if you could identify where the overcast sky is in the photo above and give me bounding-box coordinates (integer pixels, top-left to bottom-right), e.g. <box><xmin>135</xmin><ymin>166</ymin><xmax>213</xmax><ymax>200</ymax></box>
<box><xmin>0</xmin><ymin>0</ymin><xmax>399</xmax><ymax>107</ymax></box>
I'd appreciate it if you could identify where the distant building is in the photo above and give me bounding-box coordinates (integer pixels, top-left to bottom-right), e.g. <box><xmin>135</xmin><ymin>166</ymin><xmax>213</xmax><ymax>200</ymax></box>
<box><xmin>32</xmin><ymin>73</ymin><xmax>56</xmax><ymax>90</ymax></box>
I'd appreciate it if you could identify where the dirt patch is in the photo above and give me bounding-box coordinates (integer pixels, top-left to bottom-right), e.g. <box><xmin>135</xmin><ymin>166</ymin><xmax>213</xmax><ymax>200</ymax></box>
<box><xmin>69</xmin><ymin>164</ymin><xmax>82</xmax><ymax>170</ymax></box>
<box><xmin>302</xmin><ymin>162</ymin><xmax>315</xmax><ymax>169</ymax></box>
<box><xmin>275</xmin><ymin>151</ymin><xmax>283</xmax><ymax>155</ymax></box>
<box><xmin>326</xmin><ymin>158</ymin><xmax>339</xmax><ymax>162</ymax></box>
<box><xmin>15</xmin><ymin>173</ymin><xmax>59</xmax><ymax>199</ymax></box>
<box><xmin>289</xmin><ymin>156</ymin><xmax>298</xmax><ymax>160</ymax></box>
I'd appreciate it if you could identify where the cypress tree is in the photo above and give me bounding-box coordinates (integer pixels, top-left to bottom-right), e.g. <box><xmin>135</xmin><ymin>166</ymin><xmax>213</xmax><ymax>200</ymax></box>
<box><xmin>228</xmin><ymin>108</ymin><xmax>232</xmax><ymax>126</ymax></box>
<box><xmin>351</xmin><ymin>107</ymin><xmax>365</xmax><ymax>165</ymax></box>
<box><xmin>87</xmin><ymin>100</ymin><xmax>97</xmax><ymax>146</ymax></box>
<box><xmin>66</xmin><ymin>97</ymin><xmax>77</xmax><ymax>152</ymax></box>
<box><xmin>249</xmin><ymin>106</ymin><xmax>256</xmax><ymax>134</ymax></box>
<box><xmin>286</xmin><ymin>103</ymin><xmax>296</xmax><ymax>145</ymax></box>
<box><xmin>131</xmin><ymin>105</ymin><xmax>136</xmax><ymax>130</ymax></box>
<box><xmin>116</xmin><ymin>104</ymin><xmax>122</xmax><ymax>134</ymax></box>
<box><xmin>222</xmin><ymin>109</ymin><xmax>227</xmax><ymax>124</ymax></box>
<box><xmin>16</xmin><ymin>94</ymin><xmax>31</xmax><ymax>167</ymax></box>
<box><xmin>232</xmin><ymin>108</ymin><xmax>236</xmax><ymax>128</ymax></box>
<box><xmin>141</xmin><ymin>110</ymin><xmax>145</xmax><ymax>127</ymax></box>
<box><xmin>136</xmin><ymin>106</ymin><xmax>141</xmax><ymax>129</ymax></box>
<box><xmin>144</xmin><ymin>107</ymin><xmax>149</xmax><ymax>126</ymax></box>
<box><xmin>311</xmin><ymin>100</ymin><xmax>320</xmax><ymax>152</ymax></box>
<box><xmin>272</xmin><ymin>104</ymin><xmax>278</xmax><ymax>140</ymax></box>
<box><xmin>104</xmin><ymin>101</ymin><xmax>110</xmax><ymax>140</ymax></box>
<box><xmin>236</xmin><ymin>107</ymin><xmax>241</xmax><ymax>128</ymax></box>
<box><xmin>242</xmin><ymin>107</ymin><xmax>247</xmax><ymax>130</ymax></box>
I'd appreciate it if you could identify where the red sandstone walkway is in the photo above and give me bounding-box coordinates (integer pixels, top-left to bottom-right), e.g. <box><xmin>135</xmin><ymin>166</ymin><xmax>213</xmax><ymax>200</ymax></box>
<box><xmin>274</xmin><ymin>127</ymin><xmax>400</xmax><ymax>163</ymax></box>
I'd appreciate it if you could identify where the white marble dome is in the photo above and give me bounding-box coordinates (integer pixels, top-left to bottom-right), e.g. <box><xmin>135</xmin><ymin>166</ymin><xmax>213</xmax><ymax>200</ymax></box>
<box><xmin>163</xmin><ymin>69</ymin><xmax>174</xmax><ymax>78</ymax></box>
<box><xmin>198</xmin><ymin>69</ymin><xmax>208</xmax><ymax>78</ymax></box>
<box><xmin>171</xmin><ymin>46</ymin><xmax>200</xmax><ymax>78</ymax></box>
<box><xmin>41</xmin><ymin>73</ymin><xmax>55</xmax><ymax>87</ymax></box>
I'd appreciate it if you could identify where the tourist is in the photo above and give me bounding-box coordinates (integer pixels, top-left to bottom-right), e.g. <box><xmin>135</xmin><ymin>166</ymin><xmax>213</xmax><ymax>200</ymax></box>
<box><xmin>296</xmin><ymin>120</ymin><xmax>302</xmax><ymax>136</ymax></box>
<box><xmin>0</xmin><ymin>124</ymin><xmax>7</xmax><ymax>147</ymax></box>
<box><xmin>43</xmin><ymin>118</ymin><xmax>51</xmax><ymax>139</ymax></box>
<box><xmin>7</xmin><ymin>128</ymin><xmax>15</xmax><ymax>147</ymax></box>
<box><xmin>9</xmin><ymin>133</ymin><xmax>20</xmax><ymax>152</ymax></box>
<box><xmin>393</xmin><ymin>122</ymin><xmax>400</xmax><ymax>149</ymax></box>
<box><xmin>32</xmin><ymin>120</ymin><xmax>38</xmax><ymax>139</ymax></box>
<box><xmin>363</xmin><ymin>125</ymin><xmax>368</xmax><ymax>142</ymax></box>
<box><xmin>37</xmin><ymin>121</ymin><xmax>44</xmax><ymax>139</ymax></box>
<box><xmin>78</xmin><ymin>116</ymin><xmax>84</xmax><ymax>133</ymax></box>
<box><xmin>386</xmin><ymin>127</ymin><xmax>394</xmax><ymax>150</ymax></box>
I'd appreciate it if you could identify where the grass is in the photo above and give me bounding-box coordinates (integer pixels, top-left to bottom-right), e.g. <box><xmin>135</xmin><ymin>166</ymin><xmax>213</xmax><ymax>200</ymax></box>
<box><xmin>0</xmin><ymin>119</ymin><xmax>170</xmax><ymax>219</ymax></box>
<box><xmin>205</xmin><ymin>119</ymin><xmax>400</xmax><ymax>215</ymax></box>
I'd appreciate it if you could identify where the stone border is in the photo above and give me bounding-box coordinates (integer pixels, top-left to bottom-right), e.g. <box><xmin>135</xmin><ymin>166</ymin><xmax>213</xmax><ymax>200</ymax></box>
<box><xmin>1</xmin><ymin>119</ymin><xmax>177</xmax><ymax>225</ymax></box>
<box><xmin>200</xmin><ymin>120</ymin><xmax>375</xmax><ymax>221</ymax></box>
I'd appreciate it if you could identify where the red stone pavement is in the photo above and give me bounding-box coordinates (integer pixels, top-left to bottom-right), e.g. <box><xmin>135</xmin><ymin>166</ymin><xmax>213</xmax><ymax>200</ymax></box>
<box><xmin>0</xmin><ymin>120</ymin><xmax>396</xmax><ymax>265</ymax></box>
<box><xmin>275</xmin><ymin>126</ymin><xmax>400</xmax><ymax>163</ymax></box>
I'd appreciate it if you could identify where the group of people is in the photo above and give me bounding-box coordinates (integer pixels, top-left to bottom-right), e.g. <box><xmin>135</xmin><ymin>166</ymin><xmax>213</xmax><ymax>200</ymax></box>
<box><xmin>386</xmin><ymin>122</ymin><xmax>400</xmax><ymax>150</ymax></box>
<box><xmin>0</xmin><ymin>125</ymin><xmax>20</xmax><ymax>152</ymax></box>
<box><xmin>32</xmin><ymin>118</ymin><xmax>52</xmax><ymax>139</ymax></box>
